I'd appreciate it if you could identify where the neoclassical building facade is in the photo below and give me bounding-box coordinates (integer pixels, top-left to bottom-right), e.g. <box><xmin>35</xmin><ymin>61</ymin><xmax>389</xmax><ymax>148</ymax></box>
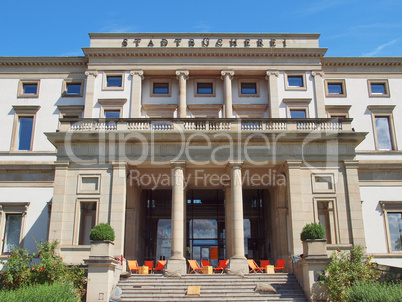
<box><xmin>0</xmin><ymin>33</ymin><xmax>401</xmax><ymax>275</ymax></box>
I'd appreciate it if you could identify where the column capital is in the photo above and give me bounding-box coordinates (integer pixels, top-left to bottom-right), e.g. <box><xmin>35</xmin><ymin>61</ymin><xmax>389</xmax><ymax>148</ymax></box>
<box><xmin>344</xmin><ymin>160</ymin><xmax>359</xmax><ymax>169</ymax></box>
<box><xmin>54</xmin><ymin>161</ymin><xmax>70</xmax><ymax>169</ymax></box>
<box><xmin>130</xmin><ymin>69</ymin><xmax>144</xmax><ymax>79</ymax></box>
<box><xmin>265</xmin><ymin>70</ymin><xmax>279</xmax><ymax>79</ymax></box>
<box><xmin>111</xmin><ymin>161</ymin><xmax>127</xmax><ymax>168</ymax></box>
<box><xmin>287</xmin><ymin>160</ymin><xmax>302</xmax><ymax>169</ymax></box>
<box><xmin>221</xmin><ymin>70</ymin><xmax>235</xmax><ymax>80</ymax></box>
<box><xmin>171</xmin><ymin>161</ymin><xmax>186</xmax><ymax>169</ymax></box>
<box><xmin>176</xmin><ymin>70</ymin><xmax>189</xmax><ymax>80</ymax></box>
<box><xmin>228</xmin><ymin>161</ymin><xmax>243</xmax><ymax>169</ymax></box>
<box><xmin>85</xmin><ymin>70</ymin><xmax>98</xmax><ymax>77</ymax></box>
<box><xmin>311</xmin><ymin>71</ymin><xmax>324</xmax><ymax>78</ymax></box>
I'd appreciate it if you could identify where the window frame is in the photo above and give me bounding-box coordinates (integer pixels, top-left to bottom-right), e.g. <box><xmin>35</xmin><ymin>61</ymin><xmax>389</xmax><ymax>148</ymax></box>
<box><xmin>283</xmin><ymin>99</ymin><xmax>311</xmax><ymax>118</ymax></box>
<box><xmin>150</xmin><ymin>79</ymin><xmax>172</xmax><ymax>97</ymax></box>
<box><xmin>17</xmin><ymin>80</ymin><xmax>40</xmax><ymax>98</ymax></box>
<box><xmin>11</xmin><ymin>105</ymin><xmax>40</xmax><ymax>152</ymax></box>
<box><xmin>0</xmin><ymin>202</ymin><xmax>29</xmax><ymax>255</ymax></box>
<box><xmin>62</xmin><ymin>79</ymin><xmax>84</xmax><ymax>97</ymax></box>
<box><xmin>77</xmin><ymin>174</ymin><xmax>101</xmax><ymax>194</ymax></box>
<box><xmin>98</xmin><ymin>99</ymin><xmax>126</xmax><ymax>118</ymax></box>
<box><xmin>194</xmin><ymin>79</ymin><xmax>216</xmax><ymax>97</ymax></box>
<box><xmin>73</xmin><ymin>199</ymin><xmax>99</xmax><ymax>245</ymax></box>
<box><xmin>102</xmin><ymin>72</ymin><xmax>124</xmax><ymax>91</ymax></box>
<box><xmin>313</xmin><ymin>198</ymin><xmax>340</xmax><ymax>245</ymax></box>
<box><xmin>325</xmin><ymin>105</ymin><xmax>351</xmax><ymax>118</ymax></box>
<box><xmin>379</xmin><ymin>201</ymin><xmax>402</xmax><ymax>253</ymax></box>
<box><xmin>368</xmin><ymin>105</ymin><xmax>397</xmax><ymax>151</ymax></box>
<box><xmin>285</xmin><ymin>73</ymin><xmax>307</xmax><ymax>91</ymax></box>
<box><xmin>368</xmin><ymin>79</ymin><xmax>390</xmax><ymax>97</ymax></box>
<box><xmin>238</xmin><ymin>79</ymin><xmax>260</xmax><ymax>97</ymax></box>
<box><xmin>311</xmin><ymin>173</ymin><xmax>336</xmax><ymax>194</ymax></box>
<box><xmin>325</xmin><ymin>79</ymin><xmax>347</xmax><ymax>97</ymax></box>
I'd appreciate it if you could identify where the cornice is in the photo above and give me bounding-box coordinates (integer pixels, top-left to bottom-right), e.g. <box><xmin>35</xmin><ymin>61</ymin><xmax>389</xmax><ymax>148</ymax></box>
<box><xmin>89</xmin><ymin>33</ymin><xmax>321</xmax><ymax>39</ymax></box>
<box><xmin>0</xmin><ymin>57</ymin><xmax>87</xmax><ymax>67</ymax></box>
<box><xmin>322</xmin><ymin>57</ymin><xmax>402</xmax><ymax>67</ymax></box>
<box><xmin>82</xmin><ymin>47</ymin><xmax>327</xmax><ymax>59</ymax></box>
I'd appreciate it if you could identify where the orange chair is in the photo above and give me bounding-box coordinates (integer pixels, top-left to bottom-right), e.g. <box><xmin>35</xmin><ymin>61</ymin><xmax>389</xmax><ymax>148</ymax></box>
<box><xmin>187</xmin><ymin>260</ymin><xmax>203</xmax><ymax>274</ymax></box>
<box><xmin>152</xmin><ymin>260</ymin><xmax>166</xmax><ymax>274</ymax></box>
<box><xmin>274</xmin><ymin>259</ymin><xmax>285</xmax><ymax>272</ymax></box>
<box><xmin>248</xmin><ymin>259</ymin><xmax>264</xmax><ymax>273</ymax></box>
<box><xmin>213</xmin><ymin>259</ymin><xmax>229</xmax><ymax>273</ymax></box>
<box><xmin>128</xmin><ymin>260</ymin><xmax>139</xmax><ymax>274</ymax></box>
<box><xmin>201</xmin><ymin>260</ymin><xmax>211</xmax><ymax>267</ymax></box>
<box><xmin>144</xmin><ymin>260</ymin><xmax>154</xmax><ymax>273</ymax></box>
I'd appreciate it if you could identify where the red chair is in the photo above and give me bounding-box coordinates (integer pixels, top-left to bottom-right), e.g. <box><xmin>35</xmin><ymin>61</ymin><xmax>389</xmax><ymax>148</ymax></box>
<box><xmin>144</xmin><ymin>260</ymin><xmax>154</xmax><ymax>273</ymax></box>
<box><xmin>201</xmin><ymin>260</ymin><xmax>211</xmax><ymax>267</ymax></box>
<box><xmin>260</xmin><ymin>260</ymin><xmax>270</xmax><ymax>272</ymax></box>
<box><xmin>152</xmin><ymin>260</ymin><xmax>166</xmax><ymax>273</ymax></box>
<box><xmin>274</xmin><ymin>259</ymin><xmax>285</xmax><ymax>272</ymax></box>
<box><xmin>213</xmin><ymin>259</ymin><xmax>228</xmax><ymax>273</ymax></box>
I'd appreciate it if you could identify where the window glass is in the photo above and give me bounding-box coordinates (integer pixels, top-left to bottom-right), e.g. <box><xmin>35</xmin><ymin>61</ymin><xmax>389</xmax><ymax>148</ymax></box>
<box><xmin>153</xmin><ymin>83</ymin><xmax>169</xmax><ymax>94</ymax></box>
<box><xmin>106</xmin><ymin>76</ymin><xmax>122</xmax><ymax>87</ymax></box>
<box><xmin>290</xmin><ymin>109</ymin><xmax>306</xmax><ymax>118</ymax></box>
<box><xmin>241</xmin><ymin>83</ymin><xmax>257</xmax><ymax>94</ymax></box>
<box><xmin>66</xmin><ymin>83</ymin><xmax>81</xmax><ymax>95</ymax></box>
<box><xmin>18</xmin><ymin>117</ymin><xmax>34</xmax><ymax>151</ymax></box>
<box><xmin>328</xmin><ymin>83</ymin><xmax>343</xmax><ymax>94</ymax></box>
<box><xmin>79</xmin><ymin>202</ymin><xmax>96</xmax><ymax>245</ymax></box>
<box><xmin>104</xmin><ymin>110</ymin><xmax>120</xmax><ymax>118</ymax></box>
<box><xmin>23</xmin><ymin>84</ymin><xmax>38</xmax><ymax>95</ymax></box>
<box><xmin>288</xmin><ymin>76</ymin><xmax>303</xmax><ymax>87</ymax></box>
<box><xmin>387</xmin><ymin>212</ymin><xmax>402</xmax><ymax>251</ymax></box>
<box><xmin>197</xmin><ymin>83</ymin><xmax>213</xmax><ymax>94</ymax></box>
<box><xmin>371</xmin><ymin>83</ymin><xmax>386</xmax><ymax>94</ymax></box>
<box><xmin>375</xmin><ymin>116</ymin><xmax>393</xmax><ymax>150</ymax></box>
<box><xmin>2</xmin><ymin>214</ymin><xmax>22</xmax><ymax>253</ymax></box>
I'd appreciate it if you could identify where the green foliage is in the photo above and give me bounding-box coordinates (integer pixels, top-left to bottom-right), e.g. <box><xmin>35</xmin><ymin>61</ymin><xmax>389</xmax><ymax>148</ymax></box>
<box><xmin>0</xmin><ymin>241</ymin><xmax>86</xmax><ymax>299</ymax></box>
<box><xmin>300</xmin><ymin>223</ymin><xmax>325</xmax><ymax>241</ymax></box>
<box><xmin>319</xmin><ymin>245</ymin><xmax>381</xmax><ymax>301</ymax></box>
<box><xmin>346</xmin><ymin>281</ymin><xmax>402</xmax><ymax>302</ymax></box>
<box><xmin>0</xmin><ymin>281</ymin><xmax>80</xmax><ymax>302</ymax></box>
<box><xmin>89</xmin><ymin>223</ymin><xmax>115</xmax><ymax>241</ymax></box>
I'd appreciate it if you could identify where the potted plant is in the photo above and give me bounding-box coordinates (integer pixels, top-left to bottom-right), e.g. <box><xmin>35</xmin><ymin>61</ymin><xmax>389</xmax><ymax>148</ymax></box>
<box><xmin>300</xmin><ymin>223</ymin><xmax>327</xmax><ymax>257</ymax></box>
<box><xmin>89</xmin><ymin>223</ymin><xmax>115</xmax><ymax>258</ymax></box>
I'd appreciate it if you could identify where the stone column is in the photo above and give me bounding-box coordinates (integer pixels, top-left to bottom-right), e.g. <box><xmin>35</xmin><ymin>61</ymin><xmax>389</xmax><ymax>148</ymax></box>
<box><xmin>166</xmin><ymin>162</ymin><xmax>187</xmax><ymax>274</ymax></box>
<box><xmin>224</xmin><ymin>186</ymin><xmax>232</xmax><ymax>259</ymax></box>
<box><xmin>83</xmin><ymin>70</ymin><xmax>98</xmax><ymax>118</ymax></box>
<box><xmin>221</xmin><ymin>70</ymin><xmax>234</xmax><ymax>118</ymax></box>
<box><xmin>344</xmin><ymin>160</ymin><xmax>366</xmax><ymax>246</ymax></box>
<box><xmin>311</xmin><ymin>71</ymin><xmax>326</xmax><ymax>118</ymax></box>
<box><xmin>176</xmin><ymin>70</ymin><xmax>189</xmax><ymax>118</ymax></box>
<box><xmin>287</xmin><ymin>160</ymin><xmax>304</xmax><ymax>255</ymax></box>
<box><xmin>266</xmin><ymin>70</ymin><xmax>280</xmax><ymax>118</ymax></box>
<box><xmin>109</xmin><ymin>161</ymin><xmax>127</xmax><ymax>256</ymax></box>
<box><xmin>129</xmin><ymin>70</ymin><xmax>144</xmax><ymax>118</ymax></box>
<box><xmin>228</xmin><ymin>162</ymin><xmax>248</xmax><ymax>273</ymax></box>
<box><xmin>48</xmin><ymin>162</ymin><xmax>69</xmax><ymax>244</ymax></box>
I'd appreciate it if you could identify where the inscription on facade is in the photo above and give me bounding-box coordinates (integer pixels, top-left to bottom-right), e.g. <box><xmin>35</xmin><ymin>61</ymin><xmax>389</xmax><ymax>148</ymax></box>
<box><xmin>121</xmin><ymin>38</ymin><xmax>287</xmax><ymax>48</ymax></box>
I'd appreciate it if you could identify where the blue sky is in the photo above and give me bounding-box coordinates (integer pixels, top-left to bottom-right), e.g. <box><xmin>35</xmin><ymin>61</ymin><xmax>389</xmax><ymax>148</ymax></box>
<box><xmin>1</xmin><ymin>0</ymin><xmax>401</xmax><ymax>57</ymax></box>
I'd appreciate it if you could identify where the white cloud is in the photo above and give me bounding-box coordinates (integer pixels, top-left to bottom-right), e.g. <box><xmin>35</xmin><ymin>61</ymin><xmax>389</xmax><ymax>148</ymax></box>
<box><xmin>362</xmin><ymin>39</ymin><xmax>399</xmax><ymax>57</ymax></box>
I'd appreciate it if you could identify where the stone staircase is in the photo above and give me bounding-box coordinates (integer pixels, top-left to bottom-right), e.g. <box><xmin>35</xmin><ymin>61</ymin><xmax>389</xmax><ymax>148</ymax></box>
<box><xmin>117</xmin><ymin>273</ymin><xmax>307</xmax><ymax>301</ymax></box>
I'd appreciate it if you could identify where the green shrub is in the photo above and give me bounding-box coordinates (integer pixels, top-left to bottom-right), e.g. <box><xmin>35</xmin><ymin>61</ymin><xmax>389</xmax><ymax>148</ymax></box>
<box><xmin>346</xmin><ymin>281</ymin><xmax>402</xmax><ymax>302</ymax></box>
<box><xmin>0</xmin><ymin>247</ymin><xmax>33</xmax><ymax>290</ymax></box>
<box><xmin>319</xmin><ymin>245</ymin><xmax>381</xmax><ymax>301</ymax></box>
<box><xmin>300</xmin><ymin>223</ymin><xmax>325</xmax><ymax>241</ymax></box>
<box><xmin>0</xmin><ymin>281</ymin><xmax>79</xmax><ymax>302</ymax></box>
<box><xmin>89</xmin><ymin>223</ymin><xmax>115</xmax><ymax>241</ymax></box>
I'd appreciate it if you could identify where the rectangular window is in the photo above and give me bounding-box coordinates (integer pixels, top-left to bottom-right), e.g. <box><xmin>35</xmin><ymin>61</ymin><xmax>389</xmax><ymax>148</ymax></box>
<box><xmin>18</xmin><ymin>80</ymin><xmax>40</xmax><ymax>98</ymax></box>
<box><xmin>107</xmin><ymin>76</ymin><xmax>122</xmax><ymax>87</ymax></box>
<box><xmin>104</xmin><ymin>110</ymin><xmax>120</xmax><ymax>118</ymax></box>
<box><xmin>78</xmin><ymin>202</ymin><xmax>97</xmax><ymax>245</ymax></box>
<box><xmin>290</xmin><ymin>109</ymin><xmax>306</xmax><ymax>118</ymax></box>
<box><xmin>153</xmin><ymin>83</ymin><xmax>169</xmax><ymax>94</ymax></box>
<box><xmin>375</xmin><ymin>116</ymin><xmax>393</xmax><ymax>150</ymax></box>
<box><xmin>325</xmin><ymin>80</ymin><xmax>346</xmax><ymax>97</ymax></box>
<box><xmin>241</xmin><ymin>82</ymin><xmax>257</xmax><ymax>94</ymax></box>
<box><xmin>288</xmin><ymin>76</ymin><xmax>303</xmax><ymax>87</ymax></box>
<box><xmin>2</xmin><ymin>214</ymin><xmax>22</xmax><ymax>253</ymax></box>
<box><xmin>368</xmin><ymin>80</ymin><xmax>390</xmax><ymax>97</ymax></box>
<box><xmin>18</xmin><ymin>117</ymin><xmax>34</xmax><ymax>151</ymax></box>
<box><xmin>197</xmin><ymin>82</ymin><xmax>213</xmax><ymax>94</ymax></box>
<box><xmin>387</xmin><ymin>212</ymin><xmax>402</xmax><ymax>252</ymax></box>
<box><xmin>328</xmin><ymin>83</ymin><xmax>343</xmax><ymax>94</ymax></box>
<box><xmin>102</xmin><ymin>72</ymin><xmax>124</xmax><ymax>90</ymax></box>
<box><xmin>66</xmin><ymin>83</ymin><xmax>81</xmax><ymax>95</ymax></box>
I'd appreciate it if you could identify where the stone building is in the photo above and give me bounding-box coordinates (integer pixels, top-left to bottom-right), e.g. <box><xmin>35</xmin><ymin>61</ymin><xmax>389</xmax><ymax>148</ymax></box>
<box><xmin>0</xmin><ymin>33</ymin><xmax>401</xmax><ymax>278</ymax></box>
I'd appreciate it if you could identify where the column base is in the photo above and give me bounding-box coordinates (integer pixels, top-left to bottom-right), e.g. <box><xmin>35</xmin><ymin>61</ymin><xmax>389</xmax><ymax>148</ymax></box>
<box><xmin>166</xmin><ymin>257</ymin><xmax>187</xmax><ymax>275</ymax></box>
<box><xmin>228</xmin><ymin>257</ymin><xmax>249</xmax><ymax>274</ymax></box>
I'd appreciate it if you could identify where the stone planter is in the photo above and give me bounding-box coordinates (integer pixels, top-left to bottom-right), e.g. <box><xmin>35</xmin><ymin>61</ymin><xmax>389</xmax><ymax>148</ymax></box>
<box><xmin>302</xmin><ymin>239</ymin><xmax>327</xmax><ymax>257</ymax></box>
<box><xmin>90</xmin><ymin>240</ymin><xmax>114</xmax><ymax>258</ymax></box>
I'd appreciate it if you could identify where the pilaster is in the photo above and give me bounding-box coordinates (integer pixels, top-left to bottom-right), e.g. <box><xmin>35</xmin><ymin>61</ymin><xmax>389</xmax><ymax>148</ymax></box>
<box><xmin>266</xmin><ymin>70</ymin><xmax>280</xmax><ymax>118</ymax></box>
<box><xmin>130</xmin><ymin>70</ymin><xmax>144</xmax><ymax>118</ymax></box>
<box><xmin>83</xmin><ymin>70</ymin><xmax>98</xmax><ymax>118</ymax></box>
<box><xmin>176</xmin><ymin>70</ymin><xmax>189</xmax><ymax>118</ymax></box>
<box><xmin>221</xmin><ymin>70</ymin><xmax>234</xmax><ymax>118</ymax></box>
<box><xmin>311</xmin><ymin>71</ymin><xmax>326</xmax><ymax>118</ymax></box>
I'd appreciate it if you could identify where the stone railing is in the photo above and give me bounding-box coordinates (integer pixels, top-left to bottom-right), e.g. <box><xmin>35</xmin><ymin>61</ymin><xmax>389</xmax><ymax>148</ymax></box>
<box><xmin>60</xmin><ymin>118</ymin><xmax>352</xmax><ymax>133</ymax></box>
